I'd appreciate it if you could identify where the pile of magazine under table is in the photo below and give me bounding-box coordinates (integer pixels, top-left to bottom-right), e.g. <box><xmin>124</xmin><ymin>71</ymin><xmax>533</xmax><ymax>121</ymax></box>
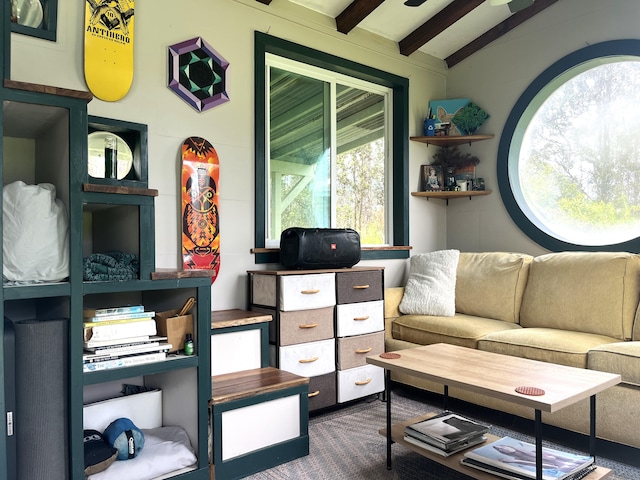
<box><xmin>404</xmin><ymin>411</ymin><xmax>489</xmax><ymax>457</ymax></box>
<box><xmin>404</xmin><ymin>411</ymin><xmax>597</xmax><ymax>480</ymax></box>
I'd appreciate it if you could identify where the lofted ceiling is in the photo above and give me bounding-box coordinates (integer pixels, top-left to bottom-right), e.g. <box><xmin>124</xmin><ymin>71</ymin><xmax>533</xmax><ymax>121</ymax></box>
<box><xmin>256</xmin><ymin>0</ymin><xmax>560</xmax><ymax>68</ymax></box>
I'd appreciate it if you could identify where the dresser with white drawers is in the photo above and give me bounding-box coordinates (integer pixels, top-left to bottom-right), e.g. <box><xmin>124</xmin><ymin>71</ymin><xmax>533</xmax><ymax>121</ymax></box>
<box><xmin>248</xmin><ymin>267</ymin><xmax>385</xmax><ymax>411</ymax></box>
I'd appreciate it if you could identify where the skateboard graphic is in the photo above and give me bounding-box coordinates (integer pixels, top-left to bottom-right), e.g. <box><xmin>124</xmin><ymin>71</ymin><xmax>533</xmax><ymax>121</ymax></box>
<box><xmin>84</xmin><ymin>0</ymin><xmax>135</xmax><ymax>102</ymax></box>
<box><xmin>181</xmin><ymin>137</ymin><xmax>220</xmax><ymax>280</ymax></box>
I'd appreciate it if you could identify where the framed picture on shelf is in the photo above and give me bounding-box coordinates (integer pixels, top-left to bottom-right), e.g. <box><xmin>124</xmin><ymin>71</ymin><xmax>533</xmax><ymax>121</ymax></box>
<box><xmin>454</xmin><ymin>166</ymin><xmax>475</xmax><ymax>186</ymax></box>
<box><xmin>420</xmin><ymin>165</ymin><xmax>443</xmax><ymax>191</ymax></box>
<box><xmin>428</xmin><ymin>99</ymin><xmax>470</xmax><ymax>136</ymax></box>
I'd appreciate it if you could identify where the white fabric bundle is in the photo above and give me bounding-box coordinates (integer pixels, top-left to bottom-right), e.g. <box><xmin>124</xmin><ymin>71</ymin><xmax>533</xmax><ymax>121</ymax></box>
<box><xmin>3</xmin><ymin>181</ymin><xmax>69</xmax><ymax>282</ymax></box>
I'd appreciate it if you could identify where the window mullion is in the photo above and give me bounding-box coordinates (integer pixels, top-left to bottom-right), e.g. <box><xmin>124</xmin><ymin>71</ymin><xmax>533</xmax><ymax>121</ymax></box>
<box><xmin>330</xmin><ymin>80</ymin><xmax>338</xmax><ymax>227</ymax></box>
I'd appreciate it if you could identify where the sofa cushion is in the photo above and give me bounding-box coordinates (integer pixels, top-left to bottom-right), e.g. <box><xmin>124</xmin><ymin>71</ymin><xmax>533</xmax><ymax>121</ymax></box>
<box><xmin>455</xmin><ymin>252</ymin><xmax>532</xmax><ymax>324</ymax></box>
<box><xmin>391</xmin><ymin>313</ymin><xmax>521</xmax><ymax>350</ymax></box>
<box><xmin>478</xmin><ymin>328</ymin><xmax>620</xmax><ymax>368</ymax></box>
<box><xmin>399</xmin><ymin>250</ymin><xmax>459</xmax><ymax>317</ymax></box>
<box><xmin>588</xmin><ymin>342</ymin><xmax>640</xmax><ymax>386</ymax></box>
<box><xmin>519</xmin><ymin>252</ymin><xmax>640</xmax><ymax>340</ymax></box>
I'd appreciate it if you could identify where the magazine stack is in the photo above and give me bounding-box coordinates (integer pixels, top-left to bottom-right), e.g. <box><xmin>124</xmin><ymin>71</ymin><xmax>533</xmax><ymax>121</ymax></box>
<box><xmin>403</xmin><ymin>411</ymin><xmax>489</xmax><ymax>457</ymax></box>
<box><xmin>461</xmin><ymin>436</ymin><xmax>596</xmax><ymax>480</ymax></box>
<box><xmin>82</xmin><ymin>305</ymin><xmax>172</xmax><ymax>372</ymax></box>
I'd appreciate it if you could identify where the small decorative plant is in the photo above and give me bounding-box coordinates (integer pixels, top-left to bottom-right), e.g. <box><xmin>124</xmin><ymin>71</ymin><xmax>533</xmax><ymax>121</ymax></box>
<box><xmin>430</xmin><ymin>146</ymin><xmax>480</xmax><ymax>171</ymax></box>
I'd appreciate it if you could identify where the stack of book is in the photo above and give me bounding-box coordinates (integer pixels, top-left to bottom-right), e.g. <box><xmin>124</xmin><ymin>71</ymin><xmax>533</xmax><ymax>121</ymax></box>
<box><xmin>461</xmin><ymin>436</ymin><xmax>596</xmax><ymax>480</ymax></box>
<box><xmin>403</xmin><ymin>411</ymin><xmax>489</xmax><ymax>457</ymax></box>
<box><xmin>83</xmin><ymin>305</ymin><xmax>172</xmax><ymax>372</ymax></box>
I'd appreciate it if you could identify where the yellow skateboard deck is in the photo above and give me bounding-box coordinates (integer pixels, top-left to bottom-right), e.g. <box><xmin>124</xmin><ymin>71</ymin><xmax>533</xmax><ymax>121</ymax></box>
<box><xmin>84</xmin><ymin>0</ymin><xmax>135</xmax><ymax>102</ymax></box>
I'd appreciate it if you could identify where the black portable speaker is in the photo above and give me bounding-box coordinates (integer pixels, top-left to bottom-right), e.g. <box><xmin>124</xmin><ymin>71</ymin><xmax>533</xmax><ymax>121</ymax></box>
<box><xmin>279</xmin><ymin>227</ymin><xmax>361</xmax><ymax>269</ymax></box>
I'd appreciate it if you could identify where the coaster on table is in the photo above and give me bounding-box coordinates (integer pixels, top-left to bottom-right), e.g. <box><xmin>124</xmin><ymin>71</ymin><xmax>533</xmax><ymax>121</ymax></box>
<box><xmin>515</xmin><ymin>386</ymin><xmax>545</xmax><ymax>396</ymax></box>
<box><xmin>380</xmin><ymin>352</ymin><xmax>401</xmax><ymax>359</ymax></box>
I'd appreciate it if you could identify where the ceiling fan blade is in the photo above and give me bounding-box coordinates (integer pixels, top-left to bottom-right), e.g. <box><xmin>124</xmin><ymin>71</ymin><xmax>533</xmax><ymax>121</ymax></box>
<box><xmin>508</xmin><ymin>0</ymin><xmax>535</xmax><ymax>12</ymax></box>
<box><xmin>404</xmin><ymin>0</ymin><xmax>427</xmax><ymax>6</ymax></box>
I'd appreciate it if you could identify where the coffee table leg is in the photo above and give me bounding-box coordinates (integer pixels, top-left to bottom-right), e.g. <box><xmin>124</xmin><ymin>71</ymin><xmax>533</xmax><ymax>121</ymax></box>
<box><xmin>386</xmin><ymin>369</ymin><xmax>392</xmax><ymax>469</ymax></box>
<box><xmin>443</xmin><ymin>385</ymin><xmax>449</xmax><ymax>411</ymax></box>
<box><xmin>535</xmin><ymin>409</ymin><xmax>542</xmax><ymax>480</ymax></box>
<box><xmin>590</xmin><ymin>395</ymin><xmax>596</xmax><ymax>458</ymax></box>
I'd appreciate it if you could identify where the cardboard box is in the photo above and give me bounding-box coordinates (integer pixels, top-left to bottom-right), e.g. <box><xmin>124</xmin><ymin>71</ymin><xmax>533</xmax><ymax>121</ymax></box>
<box><xmin>154</xmin><ymin>309</ymin><xmax>193</xmax><ymax>353</ymax></box>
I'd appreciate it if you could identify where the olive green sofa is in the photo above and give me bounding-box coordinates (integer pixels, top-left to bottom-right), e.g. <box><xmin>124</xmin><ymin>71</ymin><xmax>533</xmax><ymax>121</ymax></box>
<box><xmin>384</xmin><ymin>251</ymin><xmax>640</xmax><ymax>449</ymax></box>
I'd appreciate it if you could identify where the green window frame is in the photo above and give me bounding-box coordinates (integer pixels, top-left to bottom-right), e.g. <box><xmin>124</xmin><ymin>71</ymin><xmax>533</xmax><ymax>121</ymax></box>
<box><xmin>498</xmin><ymin>39</ymin><xmax>640</xmax><ymax>252</ymax></box>
<box><xmin>254</xmin><ymin>32</ymin><xmax>410</xmax><ymax>264</ymax></box>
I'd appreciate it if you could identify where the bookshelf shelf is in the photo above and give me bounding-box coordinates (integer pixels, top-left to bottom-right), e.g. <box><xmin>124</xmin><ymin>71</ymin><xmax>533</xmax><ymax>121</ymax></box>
<box><xmin>83</xmin><ymin>355</ymin><xmax>200</xmax><ymax>386</ymax></box>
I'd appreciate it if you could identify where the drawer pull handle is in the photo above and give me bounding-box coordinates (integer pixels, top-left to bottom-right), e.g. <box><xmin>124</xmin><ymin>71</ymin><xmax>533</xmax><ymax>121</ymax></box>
<box><xmin>308</xmin><ymin>390</ymin><xmax>320</xmax><ymax>398</ymax></box>
<box><xmin>355</xmin><ymin>347</ymin><xmax>372</xmax><ymax>354</ymax></box>
<box><xmin>301</xmin><ymin>289</ymin><xmax>320</xmax><ymax>295</ymax></box>
<box><xmin>299</xmin><ymin>323</ymin><xmax>318</xmax><ymax>329</ymax></box>
<box><xmin>355</xmin><ymin>378</ymin><xmax>372</xmax><ymax>386</ymax></box>
<box><xmin>354</xmin><ymin>315</ymin><xmax>370</xmax><ymax>321</ymax></box>
<box><xmin>299</xmin><ymin>356</ymin><xmax>319</xmax><ymax>363</ymax></box>
<box><xmin>353</xmin><ymin>284</ymin><xmax>370</xmax><ymax>290</ymax></box>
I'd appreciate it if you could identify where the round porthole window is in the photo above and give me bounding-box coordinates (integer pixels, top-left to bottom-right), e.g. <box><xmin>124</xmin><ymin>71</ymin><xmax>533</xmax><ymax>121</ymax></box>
<box><xmin>498</xmin><ymin>40</ymin><xmax>640</xmax><ymax>251</ymax></box>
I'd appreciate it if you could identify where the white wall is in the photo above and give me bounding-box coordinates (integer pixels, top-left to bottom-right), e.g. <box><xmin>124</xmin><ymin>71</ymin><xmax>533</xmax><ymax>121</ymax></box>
<box><xmin>445</xmin><ymin>0</ymin><xmax>640</xmax><ymax>256</ymax></box>
<box><xmin>9</xmin><ymin>0</ymin><xmax>450</xmax><ymax>308</ymax></box>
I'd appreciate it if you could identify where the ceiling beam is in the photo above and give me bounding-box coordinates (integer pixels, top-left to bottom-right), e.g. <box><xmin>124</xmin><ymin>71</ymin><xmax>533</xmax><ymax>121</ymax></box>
<box><xmin>445</xmin><ymin>0</ymin><xmax>561</xmax><ymax>68</ymax></box>
<box><xmin>399</xmin><ymin>0</ymin><xmax>485</xmax><ymax>57</ymax></box>
<box><xmin>336</xmin><ymin>0</ymin><xmax>386</xmax><ymax>34</ymax></box>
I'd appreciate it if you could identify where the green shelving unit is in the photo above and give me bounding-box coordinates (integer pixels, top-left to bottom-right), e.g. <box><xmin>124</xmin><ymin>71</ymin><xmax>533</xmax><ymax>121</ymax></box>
<box><xmin>0</xmin><ymin>80</ymin><xmax>212</xmax><ymax>480</ymax></box>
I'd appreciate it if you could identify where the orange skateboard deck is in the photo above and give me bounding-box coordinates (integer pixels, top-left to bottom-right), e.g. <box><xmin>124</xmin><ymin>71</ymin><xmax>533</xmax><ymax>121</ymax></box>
<box><xmin>84</xmin><ymin>0</ymin><xmax>134</xmax><ymax>101</ymax></box>
<box><xmin>181</xmin><ymin>137</ymin><xmax>220</xmax><ymax>281</ymax></box>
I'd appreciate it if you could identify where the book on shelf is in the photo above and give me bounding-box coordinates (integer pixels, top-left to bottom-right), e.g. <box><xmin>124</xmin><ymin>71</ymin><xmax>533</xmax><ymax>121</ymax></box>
<box><xmin>83</xmin><ymin>305</ymin><xmax>145</xmax><ymax>318</ymax></box>
<box><xmin>463</xmin><ymin>436</ymin><xmax>594</xmax><ymax>480</ymax></box>
<box><xmin>82</xmin><ymin>315</ymin><xmax>155</xmax><ymax>327</ymax></box>
<box><xmin>83</xmin><ymin>319</ymin><xmax>157</xmax><ymax>342</ymax></box>
<box><xmin>460</xmin><ymin>458</ymin><xmax>597</xmax><ymax>480</ymax></box>
<box><xmin>404</xmin><ymin>433</ymin><xmax>487</xmax><ymax>457</ymax></box>
<box><xmin>405</xmin><ymin>411</ymin><xmax>489</xmax><ymax>450</ymax></box>
<box><xmin>83</xmin><ymin>336</ymin><xmax>168</xmax><ymax>354</ymax></box>
<box><xmin>83</xmin><ymin>310</ymin><xmax>156</xmax><ymax>323</ymax></box>
<box><xmin>83</xmin><ymin>351</ymin><xmax>167</xmax><ymax>373</ymax></box>
<box><xmin>83</xmin><ymin>342</ymin><xmax>172</xmax><ymax>363</ymax></box>
<box><xmin>83</xmin><ymin>335</ymin><xmax>153</xmax><ymax>349</ymax></box>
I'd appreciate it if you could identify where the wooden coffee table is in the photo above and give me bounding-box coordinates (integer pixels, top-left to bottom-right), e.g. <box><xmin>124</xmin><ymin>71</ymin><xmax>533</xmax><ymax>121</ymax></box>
<box><xmin>367</xmin><ymin>343</ymin><xmax>621</xmax><ymax>480</ymax></box>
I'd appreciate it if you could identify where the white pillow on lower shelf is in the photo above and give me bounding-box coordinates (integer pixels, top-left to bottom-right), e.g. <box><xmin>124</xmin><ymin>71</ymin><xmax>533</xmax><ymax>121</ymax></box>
<box><xmin>88</xmin><ymin>425</ymin><xmax>197</xmax><ymax>480</ymax></box>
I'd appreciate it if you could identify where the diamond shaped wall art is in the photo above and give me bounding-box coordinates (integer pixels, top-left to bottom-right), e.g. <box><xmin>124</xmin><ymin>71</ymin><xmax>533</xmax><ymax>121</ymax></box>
<box><xmin>168</xmin><ymin>37</ymin><xmax>229</xmax><ymax>112</ymax></box>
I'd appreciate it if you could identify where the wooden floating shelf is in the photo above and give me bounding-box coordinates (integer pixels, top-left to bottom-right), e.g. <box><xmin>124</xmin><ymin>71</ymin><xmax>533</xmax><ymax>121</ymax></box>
<box><xmin>410</xmin><ymin>134</ymin><xmax>494</xmax><ymax>147</ymax></box>
<box><xmin>412</xmin><ymin>190</ymin><xmax>492</xmax><ymax>204</ymax></box>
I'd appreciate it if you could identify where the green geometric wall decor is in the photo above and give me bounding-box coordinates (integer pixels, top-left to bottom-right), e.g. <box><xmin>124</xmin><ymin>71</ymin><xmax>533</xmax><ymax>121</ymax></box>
<box><xmin>168</xmin><ymin>37</ymin><xmax>229</xmax><ymax>112</ymax></box>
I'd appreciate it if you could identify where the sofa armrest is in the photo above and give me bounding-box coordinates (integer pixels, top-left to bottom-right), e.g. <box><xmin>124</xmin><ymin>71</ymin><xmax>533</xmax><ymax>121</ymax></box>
<box><xmin>588</xmin><ymin>342</ymin><xmax>640</xmax><ymax>386</ymax></box>
<box><xmin>385</xmin><ymin>287</ymin><xmax>404</xmax><ymax>319</ymax></box>
<box><xmin>384</xmin><ymin>287</ymin><xmax>404</xmax><ymax>341</ymax></box>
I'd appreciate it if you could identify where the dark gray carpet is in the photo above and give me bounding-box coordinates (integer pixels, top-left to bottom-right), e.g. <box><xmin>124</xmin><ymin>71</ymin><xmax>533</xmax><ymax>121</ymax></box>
<box><xmin>245</xmin><ymin>386</ymin><xmax>640</xmax><ymax>479</ymax></box>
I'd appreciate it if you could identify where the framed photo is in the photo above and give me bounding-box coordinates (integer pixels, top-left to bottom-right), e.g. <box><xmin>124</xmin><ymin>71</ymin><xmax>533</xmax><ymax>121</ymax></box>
<box><xmin>420</xmin><ymin>165</ymin><xmax>443</xmax><ymax>191</ymax></box>
<box><xmin>455</xmin><ymin>165</ymin><xmax>475</xmax><ymax>182</ymax></box>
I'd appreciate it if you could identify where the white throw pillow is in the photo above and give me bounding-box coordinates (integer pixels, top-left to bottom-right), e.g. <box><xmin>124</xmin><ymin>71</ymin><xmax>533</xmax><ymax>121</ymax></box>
<box><xmin>399</xmin><ymin>250</ymin><xmax>460</xmax><ymax>317</ymax></box>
